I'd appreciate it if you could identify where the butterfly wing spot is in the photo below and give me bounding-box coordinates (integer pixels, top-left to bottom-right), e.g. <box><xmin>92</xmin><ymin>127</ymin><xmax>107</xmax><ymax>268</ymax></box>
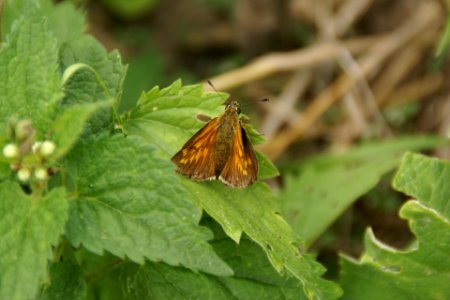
<box><xmin>219</xmin><ymin>126</ymin><xmax>258</xmax><ymax>188</ymax></box>
<box><xmin>245</xmin><ymin>158</ymin><xmax>252</xmax><ymax>167</ymax></box>
<box><xmin>194</xmin><ymin>149</ymin><xmax>207</xmax><ymax>162</ymax></box>
<box><xmin>171</xmin><ymin>118</ymin><xmax>220</xmax><ymax>180</ymax></box>
<box><xmin>238</xmin><ymin>147</ymin><xmax>243</xmax><ymax>158</ymax></box>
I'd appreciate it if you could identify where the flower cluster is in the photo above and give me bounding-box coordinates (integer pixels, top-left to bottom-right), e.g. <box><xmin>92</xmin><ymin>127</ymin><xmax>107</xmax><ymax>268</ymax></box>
<box><xmin>2</xmin><ymin>119</ymin><xmax>56</xmax><ymax>183</ymax></box>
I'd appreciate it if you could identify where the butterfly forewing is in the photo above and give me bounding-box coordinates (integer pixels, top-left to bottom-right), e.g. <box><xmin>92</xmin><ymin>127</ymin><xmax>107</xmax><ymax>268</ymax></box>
<box><xmin>171</xmin><ymin>118</ymin><xmax>220</xmax><ymax>180</ymax></box>
<box><xmin>219</xmin><ymin>126</ymin><xmax>258</xmax><ymax>188</ymax></box>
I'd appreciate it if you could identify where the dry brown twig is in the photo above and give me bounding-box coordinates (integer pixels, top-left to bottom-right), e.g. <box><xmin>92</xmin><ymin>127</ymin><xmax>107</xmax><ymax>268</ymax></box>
<box><xmin>333</xmin><ymin>0</ymin><xmax>374</xmax><ymax>36</ymax></box>
<box><xmin>259</xmin><ymin>71</ymin><xmax>312</xmax><ymax>139</ymax></box>
<box><xmin>204</xmin><ymin>37</ymin><xmax>377</xmax><ymax>91</ymax></box>
<box><xmin>329</xmin><ymin>26</ymin><xmax>441</xmax><ymax>142</ymax></box>
<box><xmin>383</xmin><ymin>74</ymin><xmax>444</xmax><ymax>107</ymax></box>
<box><xmin>373</xmin><ymin>31</ymin><xmax>440</xmax><ymax>106</ymax></box>
<box><xmin>260</xmin><ymin>1</ymin><xmax>442</xmax><ymax>160</ymax></box>
<box><xmin>300</xmin><ymin>0</ymin><xmax>381</xmax><ymax>144</ymax></box>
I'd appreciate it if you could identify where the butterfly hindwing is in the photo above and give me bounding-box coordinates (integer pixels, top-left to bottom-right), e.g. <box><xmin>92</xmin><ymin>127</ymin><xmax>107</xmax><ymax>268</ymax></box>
<box><xmin>171</xmin><ymin>118</ymin><xmax>220</xmax><ymax>180</ymax></box>
<box><xmin>219</xmin><ymin>125</ymin><xmax>258</xmax><ymax>188</ymax></box>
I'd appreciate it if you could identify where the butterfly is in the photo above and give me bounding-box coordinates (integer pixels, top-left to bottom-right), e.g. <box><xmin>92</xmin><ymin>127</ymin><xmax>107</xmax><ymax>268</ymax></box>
<box><xmin>171</xmin><ymin>101</ymin><xmax>258</xmax><ymax>188</ymax></box>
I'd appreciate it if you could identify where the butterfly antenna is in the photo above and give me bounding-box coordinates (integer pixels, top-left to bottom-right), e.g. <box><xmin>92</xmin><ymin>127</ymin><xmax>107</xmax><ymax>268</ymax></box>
<box><xmin>207</xmin><ymin>80</ymin><xmax>228</xmax><ymax>104</ymax></box>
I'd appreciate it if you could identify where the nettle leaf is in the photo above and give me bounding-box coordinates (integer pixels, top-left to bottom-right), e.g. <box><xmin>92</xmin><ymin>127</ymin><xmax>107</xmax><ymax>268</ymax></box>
<box><xmin>123</xmin><ymin>80</ymin><xmax>278</xmax><ymax>179</ymax></box>
<box><xmin>280</xmin><ymin>136</ymin><xmax>448</xmax><ymax>246</ymax></box>
<box><xmin>0</xmin><ymin>4</ymin><xmax>61</xmax><ymax>135</ymax></box>
<box><xmin>40</xmin><ymin>0</ymin><xmax>86</xmax><ymax>46</ymax></box>
<box><xmin>64</xmin><ymin>134</ymin><xmax>232</xmax><ymax>276</ymax></box>
<box><xmin>184</xmin><ymin>180</ymin><xmax>339</xmax><ymax>299</ymax></box>
<box><xmin>49</xmin><ymin>101</ymin><xmax>112</xmax><ymax>160</ymax></box>
<box><xmin>59</xmin><ymin>36</ymin><xmax>126</xmax><ymax>134</ymax></box>
<box><xmin>124</xmin><ymin>80</ymin><xmax>224</xmax><ymax>154</ymax></box>
<box><xmin>340</xmin><ymin>152</ymin><xmax>450</xmax><ymax>299</ymax></box>
<box><xmin>39</xmin><ymin>261</ymin><xmax>86</xmax><ymax>300</ymax></box>
<box><xmin>123</xmin><ymin>81</ymin><xmax>341</xmax><ymax>299</ymax></box>
<box><xmin>0</xmin><ymin>182</ymin><xmax>67</xmax><ymax>300</ymax></box>
<box><xmin>1</xmin><ymin>0</ymin><xmax>85</xmax><ymax>46</ymax></box>
<box><xmin>256</xmin><ymin>151</ymin><xmax>280</xmax><ymax>180</ymax></box>
<box><xmin>89</xmin><ymin>220</ymin><xmax>307</xmax><ymax>299</ymax></box>
<box><xmin>0</xmin><ymin>136</ymin><xmax>9</xmax><ymax>181</ymax></box>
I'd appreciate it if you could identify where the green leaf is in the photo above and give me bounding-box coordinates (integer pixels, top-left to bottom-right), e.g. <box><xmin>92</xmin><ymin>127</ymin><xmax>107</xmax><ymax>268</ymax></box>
<box><xmin>340</xmin><ymin>152</ymin><xmax>450</xmax><ymax>299</ymax></box>
<box><xmin>124</xmin><ymin>80</ymin><xmax>223</xmax><ymax>153</ymax></box>
<box><xmin>49</xmin><ymin>101</ymin><xmax>112</xmax><ymax>160</ymax></box>
<box><xmin>1</xmin><ymin>0</ymin><xmax>85</xmax><ymax>44</ymax></box>
<box><xmin>40</xmin><ymin>1</ymin><xmax>86</xmax><ymax>46</ymax></box>
<box><xmin>100</xmin><ymin>0</ymin><xmax>158</xmax><ymax>19</ymax></box>
<box><xmin>185</xmin><ymin>181</ymin><xmax>339</xmax><ymax>299</ymax></box>
<box><xmin>0</xmin><ymin>183</ymin><xmax>67</xmax><ymax>300</ymax></box>
<box><xmin>88</xmin><ymin>220</ymin><xmax>307</xmax><ymax>299</ymax></box>
<box><xmin>0</xmin><ymin>164</ymin><xmax>9</xmax><ymax>181</ymax></box>
<box><xmin>0</xmin><ymin>4</ymin><xmax>61</xmax><ymax>135</ymax></box>
<box><xmin>119</xmin><ymin>48</ymin><xmax>166</xmax><ymax>112</ymax></box>
<box><xmin>256</xmin><ymin>151</ymin><xmax>280</xmax><ymax>180</ymax></box>
<box><xmin>393</xmin><ymin>152</ymin><xmax>450</xmax><ymax>217</ymax></box>
<box><xmin>280</xmin><ymin>136</ymin><xmax>449</xmax><ymax>246</ymax></box>
<box><xmin>123</xmin><ymin>80</ymin><xmax>279</xmax><ymax>178</ymax></box>
<box><xmin>124</xmin><ymin>81</ymin><xmax>340</xmax><ymax>299</ymax></box>
<box><xmin>59</xmin><ymin>36</ymin><xmax>127</xmax><ymax>134</ymax></box>
<box><xmin>64</xmin><ymin>134</ymin><xmax>232</xmax><ymax>276</ymax></box>
<box><xmin>0</xmin><ymin>136</ymin><xmax>10</xmax><ymax>180</ymax></box>
<box><xmin>39</xmin><ymin>261</ymin><xmax>86</xmax><ymax>300</ymax></box>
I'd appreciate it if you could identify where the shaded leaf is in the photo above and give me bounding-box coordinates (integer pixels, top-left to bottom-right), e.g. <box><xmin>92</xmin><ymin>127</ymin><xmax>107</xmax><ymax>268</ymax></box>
<box><xmin>1</xmin><ymin>0</ymin><xmax>85</xmax><ymax>44</ymax></box>
<box><xmin>100</xmin><ymin>0</ymin><xmax>158</xmax><ymax>19</ymax></box>
<box><xmin>87</xmin><ymin>220</ymin><xmax>307</xmax><ymax>300</ymax></box>
<box><xmin>340</xmin><ymin>152</ymin><xmax>450</xmax><ymax>300</ymax></box>
<box><xmin>39</xmin><ymin>261</ymin><xmax>86</xmax><ymax>300</ymax></box>
<box><xmin>280</xmin><ymin>136</ymin><xmax>449</xmax><ymax>246</ymax></box>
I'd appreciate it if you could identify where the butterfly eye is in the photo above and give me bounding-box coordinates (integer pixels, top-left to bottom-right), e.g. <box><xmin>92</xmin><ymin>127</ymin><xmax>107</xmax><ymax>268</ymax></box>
<box><xmin>226</xmin><ymin>101</ymin><xmax>241</xmax><ymax>114</ymax></box>
<box><xmin>231</xmin><ymin>101</ymin><xmax>241</xmax><ymax>114</ymax></box>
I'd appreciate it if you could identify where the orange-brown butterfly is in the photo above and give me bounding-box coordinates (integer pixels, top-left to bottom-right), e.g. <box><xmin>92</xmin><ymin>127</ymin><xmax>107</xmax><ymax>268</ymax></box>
<box><xmin>171</xmin><ymin>101</ymin><xmax>258</xmax><ymax>188</ymax></box>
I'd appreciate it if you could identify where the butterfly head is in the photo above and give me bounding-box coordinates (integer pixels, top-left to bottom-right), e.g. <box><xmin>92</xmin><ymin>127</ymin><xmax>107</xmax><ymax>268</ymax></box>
<box><xmin>226</xmin><ymin>101</ymin><xmax>241</xmax><ymax>115</ymax></box>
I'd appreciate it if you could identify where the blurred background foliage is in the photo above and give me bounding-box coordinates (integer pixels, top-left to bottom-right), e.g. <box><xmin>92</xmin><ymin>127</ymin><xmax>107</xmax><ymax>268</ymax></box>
<box><xmin>32</xmin><ymin>0</ymin><xmax>450</xmax><ymax>280</ymax></box>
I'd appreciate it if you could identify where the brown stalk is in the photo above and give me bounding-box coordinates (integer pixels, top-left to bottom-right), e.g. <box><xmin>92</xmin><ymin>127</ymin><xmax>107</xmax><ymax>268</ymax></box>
<box><xmin>333</xmin><ymin>0</ymin><xmax>374</xmax><ymax>36</ymax></box>
<box><xmin>259</xmin><ymin>2</ymin><xmax>441</xmax><ymax>160</ymax></box>
<box><xmin>383</xmin><ymin>74</ymin><xmax>444</xmax><ymax>107</ymax></box>
<box><xmin>204</xmin><ymin>37</ymin><xmax>377</xmax><ymax>91</ymax></box>
<box><xmin>259</xmin><ymin>71</ymin><xmax>312</xmax><ymax>139</ymax></box>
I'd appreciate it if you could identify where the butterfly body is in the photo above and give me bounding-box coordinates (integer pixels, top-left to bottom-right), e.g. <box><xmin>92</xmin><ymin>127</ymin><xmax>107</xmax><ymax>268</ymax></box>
<box><xmin>171</xmin><ymin>101</ymin><xmax>258</xmax><ymax>188</ymax></box>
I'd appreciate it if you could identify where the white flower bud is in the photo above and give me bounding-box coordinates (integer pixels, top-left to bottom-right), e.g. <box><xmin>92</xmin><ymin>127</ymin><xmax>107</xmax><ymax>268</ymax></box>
<box><xmin>40</xmin><ymin>141</ymin><xmax>55</xmax><ymax>156</ymax></box>
<box><xmin>17</xmin><ymin>168</ymin><xmax>31</xmax><ymax>182</ymax></box>
<box><xmin>3</xmin><ymin>143</ymin><xmax>19</xmax><ymax>159</ymax></box>
<box><xmin>32</xmin><ymin>142</ymin><xmax>42</xmax><ymax>153</ymax></box>
<box><xmin>34</xmin><ymin>167</ymin><xmax>48</xmax><ymax>180</ymax></box>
